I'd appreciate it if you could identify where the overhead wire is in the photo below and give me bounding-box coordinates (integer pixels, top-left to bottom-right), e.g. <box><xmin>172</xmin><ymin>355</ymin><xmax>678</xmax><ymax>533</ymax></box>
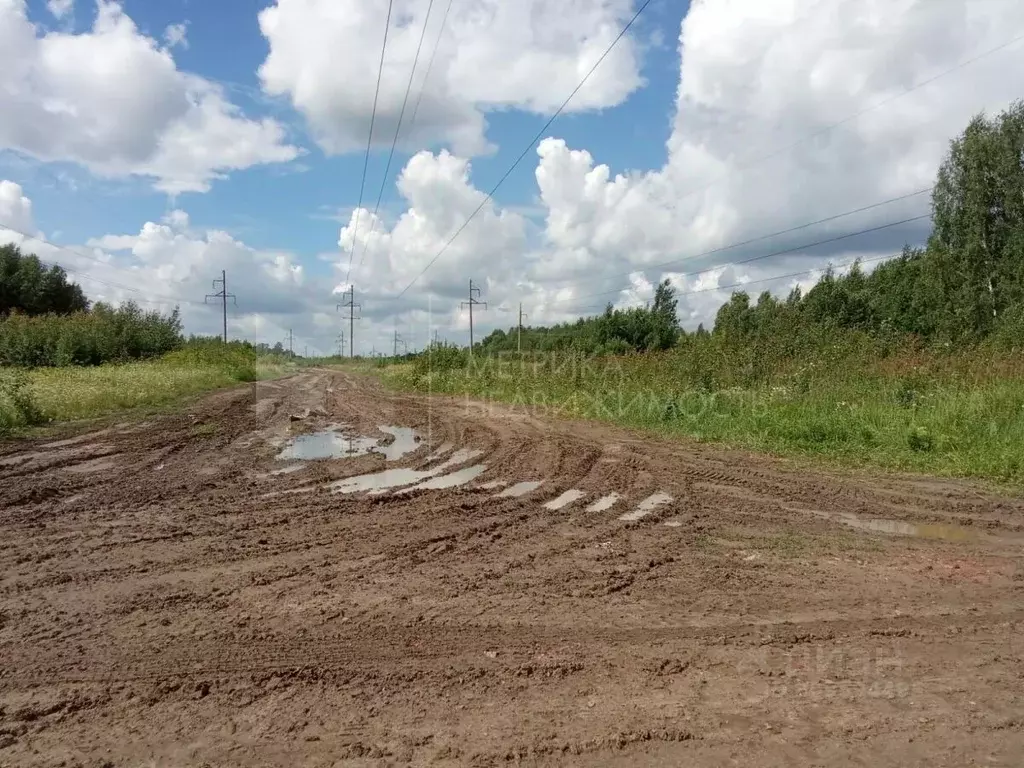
<box><xmin>355</xmin><ymin>0</ymin><xmax>440</xmax><ymax>274</ymax></box>
<box><xmin>540</xmin><ymin>186</ymin><xmax>933</xmax><ymax>297</ymax></box>
<box><xmin>567</xmin><ymin>248</ymin><xmax>921</xmax><ymax>316</ymax></box>
<box><xmin>393</xmin><ymin>0</ymin><xmax>656</xmax><ymax>298</ymax></box>
<box><xmin>554</xmin><ymin>212</ymin><xmax>932</xmax><ymax>312</ymax></box>
<box><xmin>344</xmin><ymin>0</ymin><xmax>397</xmax><ymax>285</ymax></box>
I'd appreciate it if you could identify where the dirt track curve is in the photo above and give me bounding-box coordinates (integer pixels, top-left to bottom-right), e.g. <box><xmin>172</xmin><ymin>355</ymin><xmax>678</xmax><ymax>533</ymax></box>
<box><xmin>1</xmin><ymin>370</ymin><xmax>1023</xmax><ymax>766</ymax></box>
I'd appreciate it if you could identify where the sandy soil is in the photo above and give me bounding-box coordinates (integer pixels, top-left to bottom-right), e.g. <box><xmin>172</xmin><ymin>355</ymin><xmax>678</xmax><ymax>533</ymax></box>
<box><xmin>1</xmin><ymin>370</ymin><xmax>1022</xmax><ymax>766</ymax></box>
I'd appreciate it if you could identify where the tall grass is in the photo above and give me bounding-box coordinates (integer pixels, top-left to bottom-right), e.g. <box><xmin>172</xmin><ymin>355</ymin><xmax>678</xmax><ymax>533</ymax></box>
<box><xmin>0</xmin><ymin>341</ymin><xmax>292</xmax><ymax>433</ymax></box>
<box><xmin>383</xmin><ymin>338</ymin><xmax>1024</xmax><ymax>485</ymax></box>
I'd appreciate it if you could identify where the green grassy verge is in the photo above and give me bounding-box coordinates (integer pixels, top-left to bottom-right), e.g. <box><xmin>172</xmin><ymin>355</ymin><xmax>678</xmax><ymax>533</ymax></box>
<box><xmin>0</xmin><ymin>349</ymin><xmax>295</xmax><ymax>433</ymax></box>
<box><xmin>378</xmin><ymin>350</ymin><xmax>1024</xmax><ymax>486</ymax></box>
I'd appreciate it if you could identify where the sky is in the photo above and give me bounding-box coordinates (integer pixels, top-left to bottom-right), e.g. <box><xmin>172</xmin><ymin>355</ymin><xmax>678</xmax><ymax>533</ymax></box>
<box><xmin>0</xmin><ymin>0</ymin><xmax>1022</xmax><ymax>355</ymax></box>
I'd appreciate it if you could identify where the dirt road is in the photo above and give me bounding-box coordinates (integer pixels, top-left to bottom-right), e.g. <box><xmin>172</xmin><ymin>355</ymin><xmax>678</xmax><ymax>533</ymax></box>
<box><xmin>1</xmin><ymin>370</ymin><xmax>1022</xmax><ymax>766</ymax></box>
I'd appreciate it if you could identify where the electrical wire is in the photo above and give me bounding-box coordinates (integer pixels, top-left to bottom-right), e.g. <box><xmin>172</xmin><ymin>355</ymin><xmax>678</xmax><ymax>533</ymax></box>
<box><xmin>541</xmin><ymin>186</ymin><xmax>933</xmax><ymax>295</ymax></box>
<box><xmin>344</xmin><ymin>0</ymin><xmax>396</xmax><ymax>285</ymax></box>
<box><xmin>355</xmin><ymin>0</ymin><xmax>439</xmax><ymax>274</ymax></box>
<box><xmin>393</xmin><ymin>0</ymin><xmax>656</xmax><ymax>298</ymax></box>
<box><xmin>555</xmin><ymin>212</ymin><xmax>932</xmax><ymax>311</ymax></box>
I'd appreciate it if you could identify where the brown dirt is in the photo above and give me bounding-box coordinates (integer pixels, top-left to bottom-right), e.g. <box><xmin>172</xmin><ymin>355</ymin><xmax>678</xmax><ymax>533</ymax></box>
<box><xmin>1</xmin><ymin>369</ymin><xmax>1023</xmax><ymax>767</ymax></box>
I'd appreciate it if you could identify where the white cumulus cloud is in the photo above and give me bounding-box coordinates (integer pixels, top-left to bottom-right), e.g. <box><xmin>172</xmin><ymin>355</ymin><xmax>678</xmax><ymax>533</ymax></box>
<box><xmin>324</xmin><ymin>0</ymin><xmax>1024</xmax><ymax>343</ymax></box>
<box><xmin>257</xmin><ymin>0</ymin><xmax>645</xmax><ymax>156</ymax></box>
<box><xmin>0</xmin><ymin>0</ymin><xmax>300</xmax><ymax>193</ymax></box>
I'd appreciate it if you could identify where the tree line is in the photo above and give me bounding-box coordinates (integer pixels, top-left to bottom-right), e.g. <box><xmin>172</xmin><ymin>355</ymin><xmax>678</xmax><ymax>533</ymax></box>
<box><xmin>477</xmin><ymin>101</ymin><xmax>1024</xmax><ymax>359</ymax></box>
<box><xmin>0</xmin><ymin>244</ymin><xmax>183</xmax><ymax>366</ymax></box>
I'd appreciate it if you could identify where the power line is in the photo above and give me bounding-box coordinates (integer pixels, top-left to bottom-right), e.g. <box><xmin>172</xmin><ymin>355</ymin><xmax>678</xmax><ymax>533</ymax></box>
<box><xmin>337</xmin><ymin>286</ymin><xmax>361</xmax><ymax>357</ymax></box>
<box><xmin>545</xmin><ymin>189</ymin><xmax>933</xmax><ymax>306</ymax></box>
<box><xmin>393</xmin><ymin>25</ymin><xmax>1021</xmax><ymax>303</ymax></box>
<box><xmin>204</xmin><ymin>269</ymin><xmax>237</xmax><ymax>343</ymax></box>
<box><xmin>460</xmin><ymin>279</ymin><xmax>487</xmax><ymax>355</ymax></box>
<box><xmin>557</xmin><ymin>213</ymin><xmax>932</xmax><ymax>312</ymax></box>
<box><xmin>344</xmin><ymin>0</ymin><xmax>396</xmax><ymax>285</ymax></box>
<box><xmin>407</xmin><ymin>0</ymin><xmax>456</xmax><ymax>129</ymax></box>
<box><xmin>394</xmin><ymin>0</ymin><xmax>655</xmax><ymax>298</ymax></box>
<box><xmin>355</xmin><ymin>0</ymin><xmax>438</xmax><ymax>275</ymax></box>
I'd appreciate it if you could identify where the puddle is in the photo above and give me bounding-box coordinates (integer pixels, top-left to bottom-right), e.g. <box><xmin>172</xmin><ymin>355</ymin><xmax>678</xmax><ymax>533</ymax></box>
<box><xmin>619</xmin><ymin>492</ymin><xmax>673</xmax><ymax>522</ymax></box>
<box><xmin>271</xmin><ymin>463</ymin><xmax>306</xmax><ymax>476</ymax></box>
<box><xmin>478</xmin><ymin>480</ymin><xmax>508</xmax><ymax>490</ymax></box>
<box><xmin>496</xmin><ymin>481</ymin><xmax>545</xmax><ymax>498</ymax></box>
<box><xmin>587</xmin><ymin>493</ymin><xmax>621</xmax><ymax>513</ymax></box>
<box><xmin>277</xmin><ymin>425</ymin><xmax>422</xmax><ymax>462</ymax></box>
<box><xmin>399</xmin><ymin>464</ymin><xmax>487</xmax><ymax>492</ymax></box>
<box><xmin>543</xmin><ymin>489</ymin><xmax>586</xmax><ymax>510</ymax></box>
<box><xmin>835</xmin><ymin>513</ymin><xmax>976</xmax><ymax>541</ymax></box>
<box><xmin>332</xmin><ymin>448</ymin><xmax>483</xmax><ymax>494</ymax></box>
<box><xmin>424</xmin><ymin>442</ymin><xmax>454</xmax><ymax>463</ymax></box>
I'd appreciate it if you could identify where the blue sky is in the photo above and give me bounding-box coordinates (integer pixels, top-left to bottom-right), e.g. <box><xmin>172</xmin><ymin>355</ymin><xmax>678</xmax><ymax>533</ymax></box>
<box><xmin>15</xmin><ymin>0</ymin><xmax>685</xmax><ymax>272</ymax></box>
<box><xmin>1</xmin><ymin>0</ymin><xmax>1021</xmax><ymax>353</ymax></box>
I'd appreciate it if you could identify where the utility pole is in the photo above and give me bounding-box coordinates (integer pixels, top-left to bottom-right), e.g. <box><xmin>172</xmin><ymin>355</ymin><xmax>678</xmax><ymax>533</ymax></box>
<box><xmin>336</xmin><ymin>330</ymin><xmax>345</xmax><ymax>357</ymax></box>
<box><xmin>393</xmin><ymin>322</ymin><xmax>405</xmax><ymax>358</ymax></box>
<box><xmin>304</xmin><ymin>344</ymin><xmax>308</xmax><ymax>358</ymax></box>
<box><xmin>518</xmin><ymin>302</ymin><xmax>528</xmax><ymax>354</ymax></box>
<box><xmin>338</xmin><ymin>286</ymin><xmax>361</xmax><ymax>358</ymax></box>
<box><xmin>287</xmin><ymin>329</ymin><xmax>294</xmax><ymax>355</ymax></box>
<box><xmin>460</xmin><ymin>279</ymin><xmax>487</xmax><ymax>356</ymax></box>
<box><xmin>204</xmin><ymin>269</ymin><xmax>236</xmax><ymax>343</ymax></box>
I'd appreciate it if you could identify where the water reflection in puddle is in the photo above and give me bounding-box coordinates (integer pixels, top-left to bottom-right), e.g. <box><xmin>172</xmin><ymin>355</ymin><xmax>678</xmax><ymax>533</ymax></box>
<box><xmin>619</xmin><ymin>492</ymin><xmax>673</xmax><ymax>522</ymax></box>
<box><xmin>276</xmin><ymin>425</ymin><xmax>422</xmax><ymax>462</ymax></box>
<box><xmin>543</xmin><ymin>489</ymin><xmax>586</xmax><ymax>510</ymax></box>
<box><xmin>332</xmin><ymin>448</ymin><xmax>484</xmax><ymax>494</ymax></box>
<box><xmin>836</xmin><ymin>513</ymin><xmax>976</xmax><ymax>541</ymax></box>
<box><xmin>399</xmin><ymin>464</ymin><xmax>487</xmax><ymax>492</ymax></box>
<box><xmin>496</xmin><ymin>481</ymin><xmax>544</xmax><ymax>498</ymax></box>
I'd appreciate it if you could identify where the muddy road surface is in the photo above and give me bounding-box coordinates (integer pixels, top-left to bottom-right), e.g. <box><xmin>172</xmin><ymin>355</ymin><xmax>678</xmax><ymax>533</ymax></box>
<box><xmin>2</xmin><ymin>370</ymin><xmax>1023</xmax><ymax>766</ymax></box>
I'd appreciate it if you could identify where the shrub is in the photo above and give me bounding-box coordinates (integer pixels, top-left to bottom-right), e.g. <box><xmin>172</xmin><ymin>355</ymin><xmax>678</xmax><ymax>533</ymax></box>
<box><xmin>0</xmin><ymin>368</ymin><xmax>45</xmax><ymax>432</ymax></box>
<box><xmin>0</xmin><ymin>302</ymin><xmax>182</xmax><ymax>367</ymax></box>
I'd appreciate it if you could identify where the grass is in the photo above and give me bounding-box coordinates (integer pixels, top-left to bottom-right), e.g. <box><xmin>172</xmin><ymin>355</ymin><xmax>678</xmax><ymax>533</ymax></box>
<box><xmin>376</xmin><ymin>347</ymin><xmax>1024</xmax><ymax>486</ymax></box>
<box><xmin>0</xmin><ymin>353</ymin><xmax>295</xmax><ymax>434</ymax></box>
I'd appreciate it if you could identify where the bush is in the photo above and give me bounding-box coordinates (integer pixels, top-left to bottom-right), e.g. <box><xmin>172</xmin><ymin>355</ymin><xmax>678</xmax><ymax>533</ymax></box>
<box><xmin>161</xmin><ymin>338</ymin><xmax>258</xmax><ymax>381</ymax></box>
<box><xmin>0</xmin><ymin>368</ymin><xmax>45</xmax><ymax>432</ymax></box>
<box><xmin>0</xmin><ymin>302</ymin><xmax>182</xmax><ymax>367</ymax></box>
<box><xmin>413</xmin><ymin>342</ymin><xmax>468</xmax><ymax>375</ymax></box>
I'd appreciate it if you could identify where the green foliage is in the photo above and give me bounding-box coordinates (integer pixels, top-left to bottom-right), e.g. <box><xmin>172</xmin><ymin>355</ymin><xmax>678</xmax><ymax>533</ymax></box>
<box><xmin>0</xmin><ymin>367</ymin><xmax>44</xmax><ymax>433</ymax></box>
<box><xmin>0</xmin><ymin>244</ymin><xmax>88</xmax><ymax>317</ymax></box>
<box><xmin>162</xmin><ymin>338</ymin><xmax>259</xmax><ymax>382</ymax></box>
<box><xmin>412</xmin><ymin>341</ymin><xmax>468</xmax><ymax>375</ymax></box>
<box><xmin>0</xmin><ymin>301</ymin><xmax>182</xmax><ymax>367</ymax></box>
<box><xmin>475</xmin><ymin>279</ymin><xmax>680</xmax><ymax>356</ymax></box>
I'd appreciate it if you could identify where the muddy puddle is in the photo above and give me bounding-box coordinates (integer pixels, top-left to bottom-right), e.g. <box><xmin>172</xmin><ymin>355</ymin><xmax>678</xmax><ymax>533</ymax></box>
<box><xmin>835</xmin><ymin>513</ymin><xmax>977</xmax><ymax>541</ymax></box>
<box><xmin>332</xmin><ymin>448</ymin><xmax>484</xmax><ymax>495</ymax></box>
<box><xmin>277</xmin><ymin>425</ymin><xmax>421</xmax><ymax>462</ymax></box>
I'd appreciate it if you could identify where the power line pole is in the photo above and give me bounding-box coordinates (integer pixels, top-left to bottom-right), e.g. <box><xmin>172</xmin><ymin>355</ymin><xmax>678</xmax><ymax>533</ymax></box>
<box><xmin>287</xmin><ymin>329</ymin><xmax>294</xmax><ymax>355</ymax></box>
<box><xmin>338</xmin><ymin>286</ymin><xmax>361</xmax><ymax>358</ymax></box>
<box><xmin>393</xmin><ymin>324</ymin><xmax>405</xmax><ymax>358</ymax></box>
<box><xmin>518</xmin><ymin>302</ymin><xmax>528</xmax><ymax>354</ymax></box>
<box><xmin>204</xmin><ymin>269</ymin><xmax>236</xmax><ymax>343</ymax></box>
<box><xmin>460</xmin><ymin>279</ymin><xmax>486</xmax><ymax>356</ymax></box>
<box><xmin>336</xmin><ymin>330</ymin><xmax>345</xmax><ymax>357</ymax></box>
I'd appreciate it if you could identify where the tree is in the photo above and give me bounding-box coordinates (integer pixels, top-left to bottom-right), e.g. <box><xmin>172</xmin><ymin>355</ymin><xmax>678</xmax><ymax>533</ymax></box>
<box><xmin>931</xmin><ymin>101</ymin><xmax>1024</xmax><ymax>338</ymax></box>
<box><xmin>0</xmin><ymin>244</ymin><xmax>89</xmax><ymax>316</ymax></box>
